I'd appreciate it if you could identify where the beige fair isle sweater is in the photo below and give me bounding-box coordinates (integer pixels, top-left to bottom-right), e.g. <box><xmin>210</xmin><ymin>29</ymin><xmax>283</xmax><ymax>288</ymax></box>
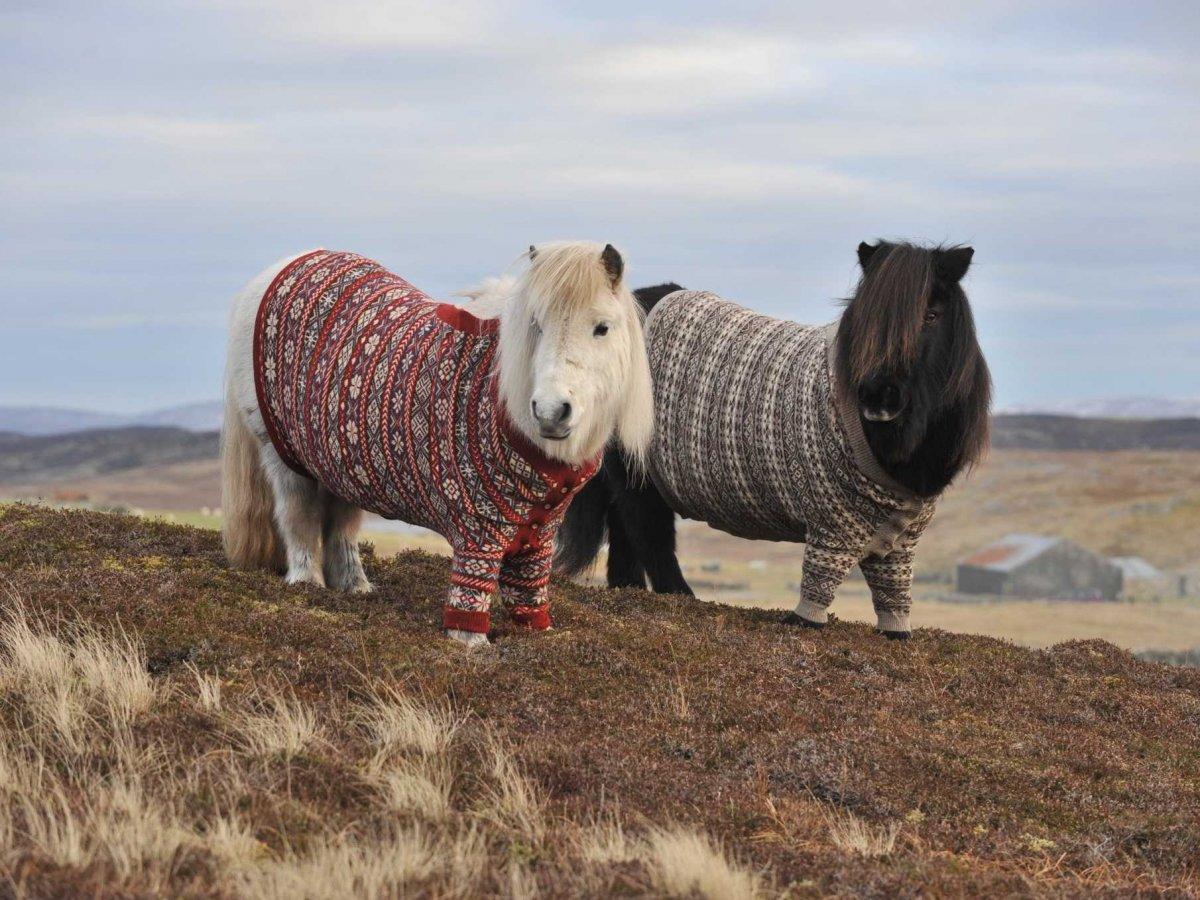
<box><xmin>645</xmin><ymin>290</ymin><xmax>938</xmax><ymax>633</ymax></box>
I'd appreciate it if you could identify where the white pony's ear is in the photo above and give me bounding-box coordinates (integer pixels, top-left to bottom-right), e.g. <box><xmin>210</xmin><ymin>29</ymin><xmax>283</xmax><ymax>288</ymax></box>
<box><xmin>617</xmin><ymin>301</ymin><xmax>654</xmax><ymax>470</ymax></box>
<box><xmin>601</xmin><ymin>244</ymin><xmax>624</xmax><ymax>287</ymax></box>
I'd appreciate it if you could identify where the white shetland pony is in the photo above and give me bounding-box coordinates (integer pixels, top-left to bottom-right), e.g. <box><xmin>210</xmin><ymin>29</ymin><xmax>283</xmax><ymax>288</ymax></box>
<box><xmin>221</xmin><ymin>242</ymin><xmax>653</xmax><ymax>646</ymax></box>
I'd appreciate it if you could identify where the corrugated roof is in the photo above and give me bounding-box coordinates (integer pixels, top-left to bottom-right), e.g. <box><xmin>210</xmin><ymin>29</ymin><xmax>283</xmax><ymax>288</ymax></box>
<box><xmin>1109</xmin><ymin>556</ymin><xmax>1162</xmax><ymax>579</ymax></box>
<box><xmin>960</xmin><ymin>534</ymin><xmax>1062</xmax><ymax>572</ymax></box>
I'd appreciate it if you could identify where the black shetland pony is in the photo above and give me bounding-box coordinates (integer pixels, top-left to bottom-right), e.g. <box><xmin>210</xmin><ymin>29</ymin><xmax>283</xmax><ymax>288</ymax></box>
<box><xmin>556</xmin><ymin>240</ymin><xmax>992</xmax><ymax>623</ymax></box>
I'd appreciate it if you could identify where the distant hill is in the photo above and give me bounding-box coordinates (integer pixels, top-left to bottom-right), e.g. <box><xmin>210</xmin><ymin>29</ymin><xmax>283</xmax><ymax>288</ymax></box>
<box><xmin>0</xmin><ymin>427</ymin><xmax>218</xmax><ymax>484</ymax></box>
<box><xmin>0</xmin><ymin>401</ymin><xmax>223</xmax><ymax>436</ymax></box>
<box><xmin>991</xmin><ymin>414</ymin><xmax>1200</xmax><ymax>451</ymax></box>
<box><xmin>1002</xmin><ymin>397</ymin><xmax>1200</xmax><ymax>418</ymax></box>
<box><xmin>0</xmin><ymin>414</ymin><xmax>1196</xmax><ymax>490</ymax></box>
<box><xmin>0</xmin><ymin>406</ymin><xmax>129</xmax><ymax>435</ymax></box>
<box><xmin>7</xmin><ymin>399</ymin><xmax>1200</xmax><ymax>447</ymax></box>
<box><xmin>123</xmin><ymin>400</ymin><xmax>224</xmax><ymax>432</ymax></box>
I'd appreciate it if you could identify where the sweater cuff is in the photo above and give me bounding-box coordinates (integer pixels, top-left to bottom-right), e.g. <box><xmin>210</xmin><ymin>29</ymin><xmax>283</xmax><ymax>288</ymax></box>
<box><xmin>509</xmin><ymin>604</ymin><xmax>552</xmax><ymax>630</ymax></box>
<box><xmin>875</xmin><ymin>608</ymin><xmax>910</xmax><ymax>634</ymax></box>
<box><xmin>443</xmin><ymin>607</ymin><xmax>491</xmax><ymax>634</ymax></box>
<box><xmin>793</xmin><ymin>598</ymin><xmax>829</xmax><ymax>626</ymax></box>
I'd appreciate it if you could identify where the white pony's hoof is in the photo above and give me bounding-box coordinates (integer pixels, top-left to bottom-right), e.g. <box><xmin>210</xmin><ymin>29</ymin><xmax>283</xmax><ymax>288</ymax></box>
<box><xmin>285</xmin><ymin>569</ymin><xmax>326</xmax><ymax>588</ymax></box>
<box><xmin>446</xmin><ymin>629</ymin><xmax>490</xmax><ymax>648</ymax></box>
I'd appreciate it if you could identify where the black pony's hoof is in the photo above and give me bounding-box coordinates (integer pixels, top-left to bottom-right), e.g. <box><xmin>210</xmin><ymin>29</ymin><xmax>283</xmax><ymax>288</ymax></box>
<box><xmin>782</xmin><ymin>612</ymin><xmax>825</xmax><ymax>629</ymax></box>
<box><xmin>880</xmin><ymin>629</ymin><xmax>911</xmax><ymax>641</ymax></box>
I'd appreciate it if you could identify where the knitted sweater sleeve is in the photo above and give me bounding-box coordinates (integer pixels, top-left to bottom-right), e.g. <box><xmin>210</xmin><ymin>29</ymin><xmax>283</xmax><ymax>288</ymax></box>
<box><xmin>794</xmin><ymin>529</ymin><xmax>861</xmax><ymax>626</ymax></box>
<box><xmin>858</xmin><ymin>505</ymin><xmax>934</xmax><ymax>635</ymax></box>
<box><xmin>444</xmin><ymin>546</ymin><xmax>505</xmax><ymax>634</ymax></box>
<box><xmin>499</xmin><ymin>542</ymin><xmax>555</xmax><ymax>630</ymax></box>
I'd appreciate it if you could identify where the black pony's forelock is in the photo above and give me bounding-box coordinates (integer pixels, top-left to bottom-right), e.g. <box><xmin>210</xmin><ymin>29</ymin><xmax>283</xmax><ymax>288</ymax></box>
<box><xmin>838</xmin><ymin>241</ymin><xmax>992</xmax><ymax>493</ymax></box>
<box><xmin>836</xmin><ymin>242</ymin><xmax>933</xmax><ymax>392</ymax></box>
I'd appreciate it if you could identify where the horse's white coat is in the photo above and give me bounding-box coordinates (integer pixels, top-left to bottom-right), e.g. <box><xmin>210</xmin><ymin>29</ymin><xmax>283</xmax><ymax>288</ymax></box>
<box><xmin>223</xmin><ymin>244</ymin><xmax>650</xmax><ymax>648</ymax></box>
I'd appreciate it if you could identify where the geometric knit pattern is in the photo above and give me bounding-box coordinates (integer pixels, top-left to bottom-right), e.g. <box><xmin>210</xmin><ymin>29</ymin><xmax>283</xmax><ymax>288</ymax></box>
<box><xmin>644</xmin><ymin>290</ymin><xmax>937</xmax><ymax>633</ymax></box>
<box><xmin>254</xmin><ymin>250</ymin><xmax>597</xmax><ymax>634</ymax></box>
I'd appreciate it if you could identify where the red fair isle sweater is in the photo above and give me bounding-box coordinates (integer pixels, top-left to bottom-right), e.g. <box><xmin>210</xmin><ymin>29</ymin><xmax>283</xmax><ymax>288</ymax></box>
<box><xmin>254</xmin><ymin>250</ymin><xmax>598</xmax><ymax>634</ymax></box>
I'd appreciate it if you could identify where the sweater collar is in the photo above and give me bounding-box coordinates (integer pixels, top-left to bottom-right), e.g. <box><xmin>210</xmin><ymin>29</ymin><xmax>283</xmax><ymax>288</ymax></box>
<box><xmin>498</xmin><ymin>404</ymin><xmax>599</xmax><ymax>488</ymax></box>
<box><xmin>822</xmin><ymin>323</ymin><xmax>923</xmax><ymax>505</ymax></box>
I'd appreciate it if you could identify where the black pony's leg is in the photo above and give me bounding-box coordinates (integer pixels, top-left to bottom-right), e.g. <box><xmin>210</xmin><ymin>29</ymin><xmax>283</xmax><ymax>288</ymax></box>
<box><xmin>602</xmin><ymin>447</ymin><xmax>694</xmax><ymax>596</ymax></box>
<box><xmin>612</xmin><ymin>479</ymin><xmax>694</xmax><ymax>596</ymax></box>
<box><xmin>605</xmin><ymin>509</ymin><xmax>646</xmax><ymax>589</ymax></box>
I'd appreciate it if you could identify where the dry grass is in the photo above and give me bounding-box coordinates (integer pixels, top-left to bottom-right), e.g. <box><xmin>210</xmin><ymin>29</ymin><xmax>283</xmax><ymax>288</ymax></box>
<box><xmin>824</xmin><ymin>808</ymin><xmax>901</xmax><ymax>858</ymax></box>
<box><xmin>578</xmin><ymin>814</ymin><xmax>640</xmax><ymax>864</ymax></box>
<box><xmin>186</xmin><ymin>662</ymin><xmax>222</xmax><ymax>712</ymax></box>
<box><xmin>477</xmin><ymin>737</ymin><xmax>547</xmax><ymax>843</ymax></box>
<box><xmin>576</xmin><ymin>817</ymin><xmax>764</xmax><ymax>898</ymax></box>
<box><xmin>232</xmin><ymin>827</ymin><xmax>440</xmax><ymax>900</ymax></box>
<box><xmin>0</xmin><ymin>603</ymin><xmax>157</xmax><ymax>752</ymax></box>
<box><xmin>230</xmin><ymin>694</ymin><xmax>323</xmax><ymax>759</ymax></box>
<box><xmin>0</xmin><ymin>602</ymin><xmax>761</xmax><ymax>898</ymax></box>
<box><xmin>358</xmin><ymin>683</ymin><xmax>460</xmax><ymax>757</ymax></box>
<box><xmin>644</xmin><ymin>827</ymin><xmax>764</xmax><ymax>899</ymax></box>
<box><xmin>369</xmin><ymin>757</ymin><xmax>454</xmax><ymax>821</ymax></box>
<box><xmin>1</xmin><ymin>503</ymin><xmax>1198</xmax><ymax>897</ymax></box>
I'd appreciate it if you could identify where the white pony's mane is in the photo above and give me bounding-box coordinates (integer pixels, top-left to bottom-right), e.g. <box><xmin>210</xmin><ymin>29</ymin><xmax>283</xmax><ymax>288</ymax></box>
<box><xmin>453</xmin><ymin>275</ymin><xmax>515</xmax><ymax>320</ymax></box>
<box><xmin>494</xmin><ymin>241</ymin><xmax>653</xmax><ymax>468</ymax></box>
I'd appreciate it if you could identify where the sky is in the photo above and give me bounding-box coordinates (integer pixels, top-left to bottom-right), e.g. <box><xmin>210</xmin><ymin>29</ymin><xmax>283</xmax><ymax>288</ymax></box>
<box><xmin>1</xmin><ymin>0</ymin><xmax>1197</xmax><ymax>413</ymax></box>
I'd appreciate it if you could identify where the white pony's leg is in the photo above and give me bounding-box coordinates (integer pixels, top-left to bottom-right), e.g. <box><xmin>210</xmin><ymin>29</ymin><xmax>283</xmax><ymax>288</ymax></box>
<box><xmin>225</xmin><ymin>250</ymin><xmax>329</xmax><ymax>587</ymax></box>
<box><xmin>446</xmin><ymin>629</ymin><xmax>490</xmax><ymax>648</ymax></box>
<box><xmin>322</xmin><ymin>491</ymin><xmax>372</xmax><ymax>592</ymax></box>
<box><xmin>260</xmin><ymin>447</ymin><xmax>326</xmax><ymax>587</ymax></box>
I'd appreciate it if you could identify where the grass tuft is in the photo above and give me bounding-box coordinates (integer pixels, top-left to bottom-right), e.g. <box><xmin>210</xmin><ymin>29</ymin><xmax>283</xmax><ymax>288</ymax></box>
<box><xmin>229</xmin><ymin>695</ymin><xmax>322</xmax><ymax>759</ymax></box>
<box><xmin>825</xmin><ymin>808</ymin><xmax>901</xmax><ymax>858</ymax></box>
<box><xmin>644</xmin><ymin>827</ymin><xmax>763</xmax><ymax>899</ymax></box>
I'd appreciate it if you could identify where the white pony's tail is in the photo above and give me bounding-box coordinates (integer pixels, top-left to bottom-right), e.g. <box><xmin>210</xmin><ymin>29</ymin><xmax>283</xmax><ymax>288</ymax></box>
<box><xmin>220</xmin><ymin>389</ymin><xmax>283</xmax><ymax>572</ymax></box>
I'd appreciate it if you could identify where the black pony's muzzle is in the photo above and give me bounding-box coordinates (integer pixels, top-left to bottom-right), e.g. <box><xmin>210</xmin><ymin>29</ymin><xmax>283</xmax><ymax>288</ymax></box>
<box><xmin>858</xmin><ymin>375</ymin><xmax>908</xmax><ymax>423</ymax></box>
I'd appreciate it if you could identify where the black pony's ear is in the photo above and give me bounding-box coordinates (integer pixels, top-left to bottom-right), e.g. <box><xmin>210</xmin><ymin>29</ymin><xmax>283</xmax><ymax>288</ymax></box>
<box><xmin>857</xmin><ymin>241</ymin><xmax>880</xmax><ymax>270</ymax></box>
<box><xmin>936</xmin><ymin>246</ymin><xmax>974</xmax><ymax>282</ymax></box>
<box><xmin>528</xmin><ymin>244</ymin><xmax>537</xmax><ymax>260</ymax></box>
<box><xmin>601</xmin><ymin>243</ymin><xmax>624</xmax><ymax>286</ymax></box>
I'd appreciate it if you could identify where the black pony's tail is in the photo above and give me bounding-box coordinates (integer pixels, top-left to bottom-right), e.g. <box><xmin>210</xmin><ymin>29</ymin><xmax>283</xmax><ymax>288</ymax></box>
<box><xmin>555</xmin><ymin>470</ymin><xmax>610</xmax><ymax>577</ymax></box>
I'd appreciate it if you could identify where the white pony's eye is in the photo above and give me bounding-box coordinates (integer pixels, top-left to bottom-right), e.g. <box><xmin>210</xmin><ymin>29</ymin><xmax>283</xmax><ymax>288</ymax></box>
<box><xmin>593</xmin><ymin>323</ymin><xmax>610</xmax><ymax>337</ymax></box>
<box><xmin>530</xmin><ymin>318</ymin><xmax>542</xmax><ymax>336</ymax></box>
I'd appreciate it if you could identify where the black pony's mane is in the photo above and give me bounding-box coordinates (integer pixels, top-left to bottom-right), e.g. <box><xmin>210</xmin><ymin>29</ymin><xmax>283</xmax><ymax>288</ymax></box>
<box><xmin>835</xmin><ymin>241</ymin><xmax>992</xmax><ymax>497</ymax></box>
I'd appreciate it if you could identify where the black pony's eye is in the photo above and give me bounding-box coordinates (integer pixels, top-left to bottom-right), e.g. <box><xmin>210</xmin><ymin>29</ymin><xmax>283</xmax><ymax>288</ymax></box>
<box><xmin>924</xmin><ymin>309</ymin><xmax>939</xmax><ymax>326</ymax></box>
<box><xmin>593</xmin><ymin>323</ymin><xmax>609</xmax><ymax>337</ymax></box>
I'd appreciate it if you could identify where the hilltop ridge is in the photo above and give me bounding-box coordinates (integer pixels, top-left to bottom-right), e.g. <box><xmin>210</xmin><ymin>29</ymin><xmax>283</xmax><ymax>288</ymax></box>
<box><xmin>0</xmin><ymin>503</ymin><xmax>1197</xmax><ymax>896</ymax></box>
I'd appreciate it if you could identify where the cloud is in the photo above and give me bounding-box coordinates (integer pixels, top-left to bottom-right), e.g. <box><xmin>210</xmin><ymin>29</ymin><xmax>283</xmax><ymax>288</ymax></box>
<box><xmin>61</xmin><ymin>113</ymin><xmax>262</xmax><ymax>150</ymax></box>
<box><xmin>209</xmin><ymin>0</ymin><xmax>501</xmax><ymax>50</ymax></box>
<box><xmin>569</xmin><ymin>32</ymin><xmax>817</xmax><ymax>113</ymax></box>
<box><xmin>1</xmin><ymin>0</ymin><xmax>1197</xmax><ymax>408</ymax></box>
